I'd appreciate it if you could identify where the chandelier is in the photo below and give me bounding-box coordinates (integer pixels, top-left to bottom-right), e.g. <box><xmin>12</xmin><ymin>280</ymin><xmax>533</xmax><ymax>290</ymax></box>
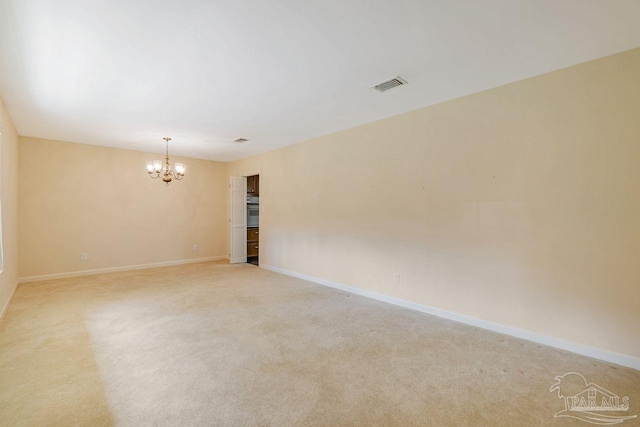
<box><xmin>146</xmin><ymin>137</ymin><xmax>186</xmax><ymax>186</ymax></box>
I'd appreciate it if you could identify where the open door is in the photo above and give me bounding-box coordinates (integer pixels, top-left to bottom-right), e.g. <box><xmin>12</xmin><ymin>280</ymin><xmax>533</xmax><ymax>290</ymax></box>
<box><xmin>229</xmin><ymin>176</ymin><xmax>247</xmax><ymax>263</ymax></box>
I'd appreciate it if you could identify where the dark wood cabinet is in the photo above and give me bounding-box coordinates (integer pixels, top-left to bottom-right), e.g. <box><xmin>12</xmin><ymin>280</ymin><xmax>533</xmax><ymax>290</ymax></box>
<box><xmin>247</xmin><ymin>243</ymin><xmax>259</xmax><ymax>257</ymax></box>
<box><xmin>247</xmin><ymin>227</ymin><xmax>259</xmax><ymax>259</ymax></box>
<box><xmin>247</xmin><ymin>175</ymin><xmax>259</xmax><ymax>196</ymax></box>
<box><xmin>247</xmin><ymin>228</ymin><xmax>259</xmax><ymax>241</ymax></box>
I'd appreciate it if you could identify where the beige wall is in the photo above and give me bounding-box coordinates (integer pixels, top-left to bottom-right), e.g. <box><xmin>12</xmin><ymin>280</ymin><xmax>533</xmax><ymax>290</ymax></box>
<box><xmin>228</xmin><ymin>48</ymin><xmax>640</xmax><ymax>359</ymax></box>
<box><xmin>19</xmin><ymin>138</ymin><xmax>228</xmax><ymax>278</ymax></box>
<box><xmin>0</xmin><ymin>97</ymin><xmax>19</xmax><ymax>316</ymax></box>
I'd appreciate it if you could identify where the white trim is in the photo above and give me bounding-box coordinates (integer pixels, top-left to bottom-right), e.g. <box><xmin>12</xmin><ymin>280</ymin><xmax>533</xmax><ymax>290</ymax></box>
<box><xmin>260</xmin><ymin>264</ymin><xmax>640</xmax><ymax>371</ymax></box>
<box><xmin>0</xmin><ymin>280</ymin><xmax>18</xmax><ymax>321</ymax></box>
<box><xmin>18</xmin><ymin>256</ymin><xmax>227</xmax><ymax>284</ymax></box>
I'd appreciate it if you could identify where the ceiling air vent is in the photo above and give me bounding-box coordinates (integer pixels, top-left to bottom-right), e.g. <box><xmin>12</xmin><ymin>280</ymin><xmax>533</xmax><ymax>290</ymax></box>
<box><xmin>234</xmin><ymin>138</ymin><xmax>248</xmax><ymax>143</ymax></box>
<box><xmin>372</xmin><ymin>76</ymin><xmax>407</xmax><ymax>92</ymax></box>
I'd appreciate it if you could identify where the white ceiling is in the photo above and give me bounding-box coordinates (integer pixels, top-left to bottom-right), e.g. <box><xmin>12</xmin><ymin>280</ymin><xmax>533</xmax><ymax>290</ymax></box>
<box><xmin>1</xmin><ymin>1</ymin><xmax>640</xmax><ymax>162</ymax></box>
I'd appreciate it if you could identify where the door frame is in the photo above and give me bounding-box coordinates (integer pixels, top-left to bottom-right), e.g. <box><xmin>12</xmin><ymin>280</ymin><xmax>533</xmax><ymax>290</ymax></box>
<box><xmin>229</xmin><ymin>170</ymin><xmax>261</xmax><ymax>264</ymax></box>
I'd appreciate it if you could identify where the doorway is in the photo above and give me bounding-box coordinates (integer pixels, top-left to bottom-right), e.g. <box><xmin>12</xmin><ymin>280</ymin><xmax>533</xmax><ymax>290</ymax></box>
<box><xmin>229</xmin><ymin>174</ymin><xmax>260</xmax><ymax>266</ymax></box>
<box><xmin>246</xmin><ymin>174</ymin><xmax>259</xmax><ymax>266</ymax></box>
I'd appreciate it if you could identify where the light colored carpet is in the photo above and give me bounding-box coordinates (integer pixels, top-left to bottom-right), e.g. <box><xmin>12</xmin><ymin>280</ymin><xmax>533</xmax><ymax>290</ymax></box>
<box><xmin>0</xmin><ymin>261</ymin><xmax>638</xmax><ymax>426</ymax></box>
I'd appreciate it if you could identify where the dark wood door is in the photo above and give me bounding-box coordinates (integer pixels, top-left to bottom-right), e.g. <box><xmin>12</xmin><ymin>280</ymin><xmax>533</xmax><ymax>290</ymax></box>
<box><xmin>247</xmin><ymin>243</ymin><xmax>259</xmax><ymax>257</ymax></box>
<box><xmin>246</xmin><ymin>175</ymin><xmax>259</xmax><ymax>196</ymax></box>
<box><xmin>247</xmin><ymin>227</ymin><xmax>259</xmax><ymax>242</ymax></box>
<box><xmin>247</xmin><ymin>175</ymin><xmax>256</xmax><ymax>194</ymax></box>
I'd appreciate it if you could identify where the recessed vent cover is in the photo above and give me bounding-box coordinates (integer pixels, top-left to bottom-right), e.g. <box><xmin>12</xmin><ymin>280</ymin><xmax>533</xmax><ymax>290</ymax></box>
<box><xmin>234</xmin><ymin>138</ymin><xmax>248</xmax><ymax>143</ymax></box>
<box><xmin>372</xmin><ymin>76</ymin><xmax>408</xmax><ymax>92</ymax></box>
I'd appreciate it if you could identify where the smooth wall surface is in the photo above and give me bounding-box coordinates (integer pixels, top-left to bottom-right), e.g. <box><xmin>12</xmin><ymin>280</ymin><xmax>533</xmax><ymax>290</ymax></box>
<box><xmin>19</xmin><ymin>138</ymin><xmax>228</xmax><ymax>278</ymax></box>
<box><xmin>0</xmin><ymin>97</ymin><xmax>19</xmax><ymax>315</ymax></box>
<box><xmin>228</xmin><ymin>48</ymin><xmax>640</xmax><ymax>359</ymax></box>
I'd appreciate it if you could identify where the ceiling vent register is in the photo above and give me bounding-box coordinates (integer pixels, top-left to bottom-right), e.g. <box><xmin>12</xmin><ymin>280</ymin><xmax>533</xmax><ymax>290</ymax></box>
<box><xmin>372</xmin><ymin>76</ymin><xmax>407</xmax><ymax>92</ymax></box>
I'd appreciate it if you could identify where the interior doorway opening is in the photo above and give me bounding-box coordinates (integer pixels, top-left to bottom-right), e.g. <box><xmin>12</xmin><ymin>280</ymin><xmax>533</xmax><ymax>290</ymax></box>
<box><xmin>246</xmin><ymin>174</ymin><xmax>259</xmax><ymax>266</ymax></box>
<box><xmin>229</xmin><ymin>173</ymin><xmax>260</xmax><ymax>266</ymax></box>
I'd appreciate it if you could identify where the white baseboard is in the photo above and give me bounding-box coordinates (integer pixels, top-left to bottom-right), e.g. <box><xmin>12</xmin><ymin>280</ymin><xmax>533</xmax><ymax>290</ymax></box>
<box><xmin>18</xmin><ymin>256</ymin><xmax>228</xmax><ymax>284</ymax></box>
<box><xmin>261</xmin><ymin>264</ymin><xmax>640</xmax><ymax>371</ymax></box>
<box><xmin>0</xmin><ymin>280</ymin><xmax>18</xmax><ymax>321</ymax></box>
